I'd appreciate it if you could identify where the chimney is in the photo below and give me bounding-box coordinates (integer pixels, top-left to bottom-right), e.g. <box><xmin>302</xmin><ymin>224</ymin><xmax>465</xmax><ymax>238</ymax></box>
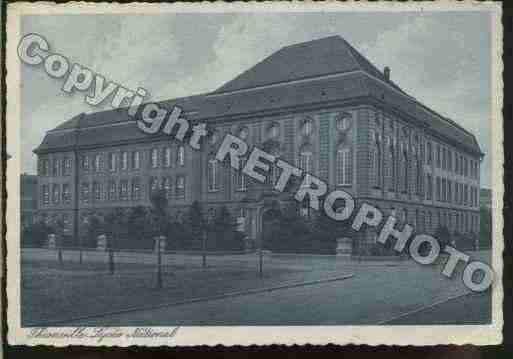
<box><xmin>384</xmin><ymin>66</ymin><xmax>390</xmax><ymax>81</ymax></box>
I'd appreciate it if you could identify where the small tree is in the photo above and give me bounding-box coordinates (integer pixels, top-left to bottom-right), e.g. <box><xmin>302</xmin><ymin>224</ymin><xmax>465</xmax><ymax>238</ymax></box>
<box><xmin>127</xmin><ymin>206</ymin><xmax>152</xmax><ymax>249</ymax></box>
<box><xmin>187</xmin><ymin>201</ymin><xmax>205</xmax><ymax>241</ymax></box>
<box><xmin>209</xmin><ymin>205</ymin><xmax>245</xmax><ymax>251</ymax></box>
<box><xmin>150</xmin><ymin>189</ymin><xmax>169</xmax><ymax>250</ymax></box>
<box><xmin>104</xmin><ymin>208</ymin><xmax>126</xmax><ymax>249</ymax></box>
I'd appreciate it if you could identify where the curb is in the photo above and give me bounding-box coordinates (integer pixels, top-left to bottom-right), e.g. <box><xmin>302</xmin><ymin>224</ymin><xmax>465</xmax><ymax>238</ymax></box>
<box><xmin>376</xmin><ymin>291</ymin><xmax>473</xmax><ymax>325</ymax></box>
<box><xmin>37</xmin><ymin>273</ymin><xmax>355</xmax><ymax>326</ymax></box>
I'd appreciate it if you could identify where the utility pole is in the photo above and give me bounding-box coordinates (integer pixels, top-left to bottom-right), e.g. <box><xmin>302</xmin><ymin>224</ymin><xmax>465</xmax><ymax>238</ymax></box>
<box><xmin>202</xmin><ymin>230</ymin><xmax>207</xmax><ymax>268</ymax></box>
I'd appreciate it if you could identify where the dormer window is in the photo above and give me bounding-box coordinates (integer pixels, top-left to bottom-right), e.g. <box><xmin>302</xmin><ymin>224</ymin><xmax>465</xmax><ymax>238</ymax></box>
<box><xmin>238</xmin><ymin>126</ymin><xmax>249</xmax><ymax>140</ymax></box>
<box><xmin>336</xmin><ymin>113</ymin><xmax>352</xmax><ymax>131</ymax></box>
<box><xmin>209</xmin><ymin>130</ymin><xmax>219</xmax><ymax>145</ymax></box>
<box><xmin>268</xmin><ymin>124</ymin><xmax>279</xmax><ymax>139</ymax></box>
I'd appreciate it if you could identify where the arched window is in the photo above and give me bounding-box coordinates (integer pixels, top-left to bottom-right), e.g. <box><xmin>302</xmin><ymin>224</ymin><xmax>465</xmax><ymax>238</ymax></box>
<box><xmin>336</xmin><ymin>146</ymin><xmax>352</xmax><ymax>185</ymax></box>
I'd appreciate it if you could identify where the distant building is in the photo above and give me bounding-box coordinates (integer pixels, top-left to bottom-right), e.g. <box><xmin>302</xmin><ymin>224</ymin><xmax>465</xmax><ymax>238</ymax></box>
<box><xmin>21</xmin><ymin>174</ymin><xmax>38</xmax><ymax>229</ymax></box>
<box><xmin>34</xmin><ymin>36</ymin><xmax>483</xmax><ymax>253</ymax></box>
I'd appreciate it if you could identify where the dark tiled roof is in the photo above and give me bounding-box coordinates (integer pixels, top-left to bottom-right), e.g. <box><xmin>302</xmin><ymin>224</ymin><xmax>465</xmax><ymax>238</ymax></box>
<box><xmin>213</xmin><ymin>36</ymin><xmax>405</xmax><ymax>95</ymax></box>
<box><xmin>35</xmin><ymin>36</ymin><xmax>482</xmax><ymax>156</ymax></box>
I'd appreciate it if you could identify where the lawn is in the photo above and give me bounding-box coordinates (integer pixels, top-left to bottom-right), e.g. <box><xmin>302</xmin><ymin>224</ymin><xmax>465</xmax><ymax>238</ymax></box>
<box><xmin>21</xmin><ymin>254</ymin><xmax>350</xmax><ymax>326</ymax></box>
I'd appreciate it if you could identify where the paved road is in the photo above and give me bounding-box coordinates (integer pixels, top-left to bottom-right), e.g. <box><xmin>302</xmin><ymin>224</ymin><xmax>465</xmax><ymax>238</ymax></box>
<box><xmin>67</xmin><ymin>251</ymin><xmax>492</xmax><ymax>326</ymax></box>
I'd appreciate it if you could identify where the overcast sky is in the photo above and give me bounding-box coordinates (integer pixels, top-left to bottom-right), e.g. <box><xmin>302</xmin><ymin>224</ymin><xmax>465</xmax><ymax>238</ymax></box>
<box><xmin>18</xmin><ymin>11</ymin><xmax>492</xmax><ymax>187</ymax></box>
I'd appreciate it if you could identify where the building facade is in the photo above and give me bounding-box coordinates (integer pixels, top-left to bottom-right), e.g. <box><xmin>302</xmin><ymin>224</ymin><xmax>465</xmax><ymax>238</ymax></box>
<box><xmin>21</xmin><ymin>174</ymin><xmax>38</xmax><ymax>229</ymax></box>
<box><xmin>34</xmin><ymin>36</ymin><xmax>483</xmax><ymax>251</ymax></box>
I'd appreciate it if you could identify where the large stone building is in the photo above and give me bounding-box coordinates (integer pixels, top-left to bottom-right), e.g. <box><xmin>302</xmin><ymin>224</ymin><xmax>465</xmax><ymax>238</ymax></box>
<box><xmin>20</xmin><ymin>174</ymin><xmax>38</xmax><ymax>229</ymax></box>
<box><xmin>34</xmin><ymin>36</ymin><xmax>483</xmax><ymax>251</ymax></box>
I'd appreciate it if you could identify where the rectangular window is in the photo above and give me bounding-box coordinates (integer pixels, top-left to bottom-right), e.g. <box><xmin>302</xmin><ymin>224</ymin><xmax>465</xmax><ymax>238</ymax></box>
<box><xmin>207</xmin><ymin>159</ymin><xmax>218</xmax><ymax>191</ymax></box>
<box><xmin>455</xmin><ymin>182</ymin><xmax>459</xmax><ymax>205</ymax></box>
<box><xmin>42</xmin><ymin>185</ymin><xmax>49</xmax><ymax>205</ymax></box>
<box><xmin>235</xmin><ymin>171</ymin><xmax>246</xmax><ymax>191</ymax></box>
<box><xmin>132</xmin><ymin>180</ymin><xmax>141</xmax><ymax>200</ymax></box>
<box><xmin>426</xmin><ymin>142</ymin><xmax>432</xmax><ymax>165</ymax></box>
<box><xmin>436</xmin><ymin>145</ymin><xmax>441</xmax><ymax>168</ymax></box>
<box><xmin>464</xmin><ymin>184</ymin><xmax>468</xmax><ymax>205</ymax></box>
<box><xmin>447</xmin><ymin>180</ymin><xmax>452</xmax><ymax>203</ymax></box>
<box><xmin>442</xmin><ymin>178</ymin><xmax>446</xmax><ymax>202</ymax></box>
<box><xmin>177</xmin><ymin>146</ymin><xmax>185</xmax><ymax>166</ymax></box>
<box><xmin>132</xmin><ymin>151</ymin><xmax>140</xmax><ymax>170</ymax></box>
<box><xmin>82</xmin><ymin>156</ymin><xmax>90</xmax><ymax>171</ymax></box>
<box><xmin>163</xmin><ymin>177</ymin><xmax>172</xmax><ymax>198</ymax></box>
<box><xmin>93</xmin><ymin>154</ymin><xmax>103</xmax><ymax>172</ymax></box>
<box><xmin>176</xmin><ymin>176</ymin><xmax>185</xmax><ymax>198</ymax></box>
<box><xmin>448</xmin><ymin>150</ymin><xmax>452</xmax><ymax>172</ymax></box>
<box><xmin>80</xmin><ymin>182</ymin><xmax>90</xmax><ymax>203</ymax></box>
<box><xmin>426</xmin><ymin>175</ymin><xmax>432</xmax><ymax>200</ymax></box>
<box><xmin>442</xmin><ymin>148</ymin><xmax>446</xmax><ymax>170</ymax></box>
<box><xmin>93</xmin><ymin>182</ymin><xmax>102</xmax><ymax>201</ymax></box>
<box><xmin>52</xmin><ymin>159</ymin><xmax>60</xmax><ymax>176</ymax></box>
<box><xmin>164</xmin><ymin>147</ymin><xmax>171</xmax><ymax>167</ymax></box>
<box><xmin>62</xmin><ymin>183</ymin><xmax>71</xmax><ymax>204</ymax></box>
<box><xmin>108</xmin><ymin>181</ymin><xmax>116</xmax><ymax>201</ymax></box>
<box><xmin>121</xmin><ymin>152</ymin><xmax>128</xmax><ymax>170</ymax></box>
<box><xmin>150</xmin><ymin>148</ymin><xmax>159</xmax><ymax>168</ymax></box>
<box><xmin>63</xmin><ymin>157</ymin><xmax>72</xmax><ymax>175</ymax></box>
<box><xmin>109</xmin><ymin>153</ymin><xmax>117</xmax><ymax>172</ymax></box>
<box><xmin>40</xmin><ymin>159</ymin><xmax>49</xmax><ymax>176</ymax></box>
<box><xmin>52</xmin><ymin>184</ymin><xmax>60</xmax><ymax>204</ymax></box>
<box><xmin>436</xmin><ymin>177</ymin><xmax>441</xmax><ymax>201</ymax></box>
<box><xmin>464</xmin><ymin>157</ymin><xmax>468</xmax><ymax>177</ymax></box>
<box><xmin>337</xmin><ymin>148</ymin><xmax>352</xmax><ymax>185</ymax></box>
<box><xmin>119</xmin><ymin>180</ymin><xmax>129</xmax><ymax>201</ymax></box>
